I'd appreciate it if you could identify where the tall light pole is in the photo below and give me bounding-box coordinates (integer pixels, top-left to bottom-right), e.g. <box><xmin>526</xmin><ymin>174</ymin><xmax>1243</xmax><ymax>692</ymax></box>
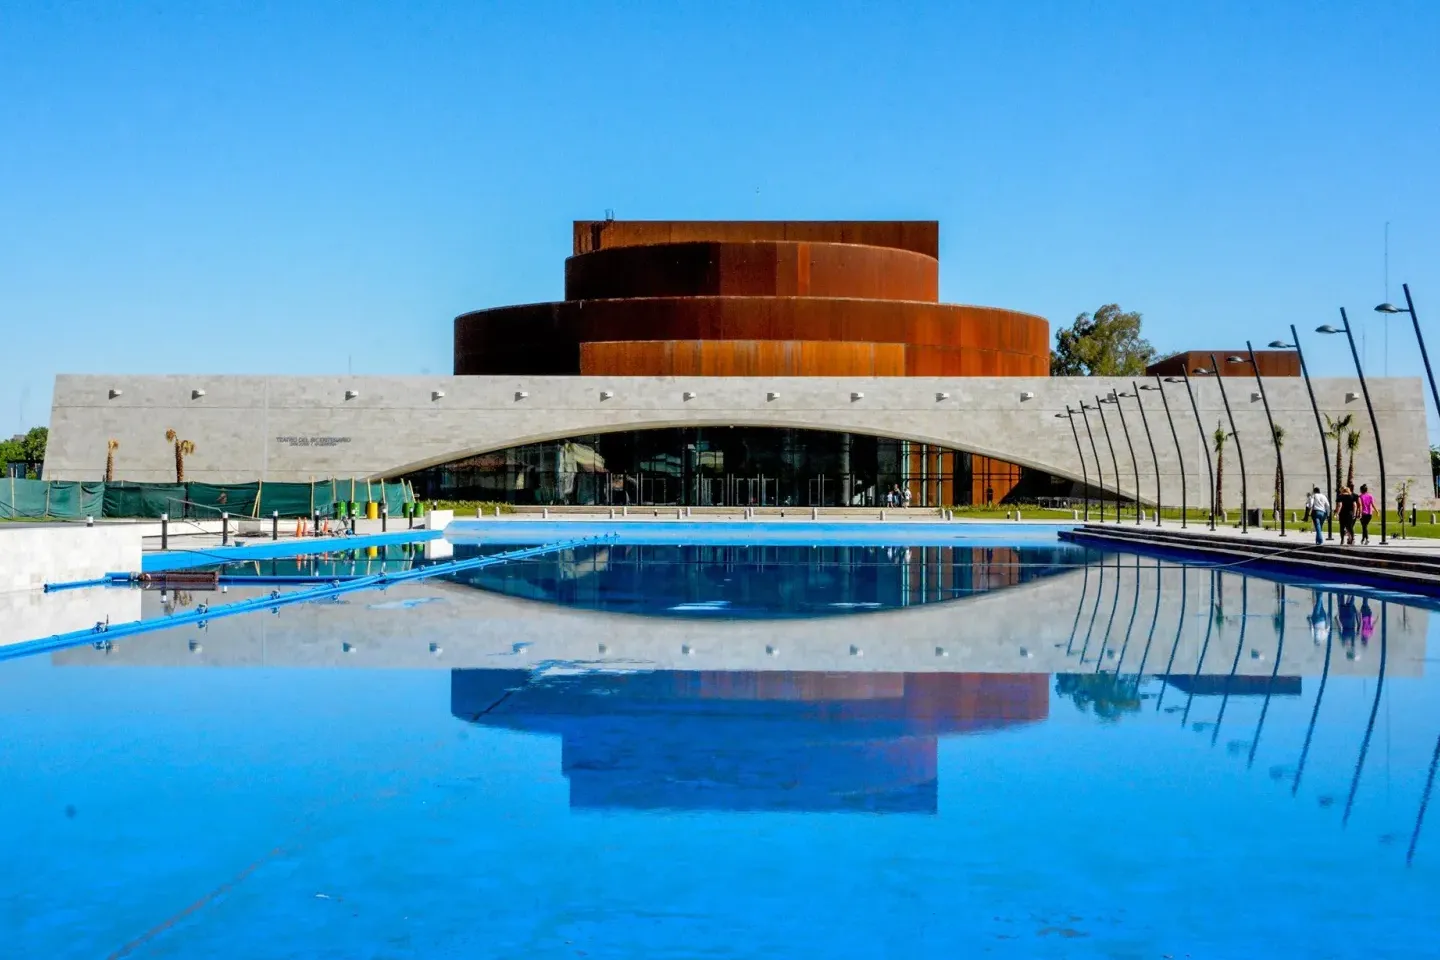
<box><xmin>1078</xmin><ymin>402</ymin><xmax>1106</xmax><ymax>523</ymax></box>
<box><xmin>1319</xmin><ymin>309</ymin><xmax>1388</xmax><ymax>544</ymax></box>
<box><xmin>1129</xmin><ymin>382</ymin><xmax>1163</xmax><ymax>526</ymax></box>
<box><xmin>1094</xmin><ymin>395</ymin><xmax>1123</xmax><ymax>522</ymax></box>
<box><xmin>1227</xmin><ymin>343</ymin><xmax>1286</xmax><ymax>537</ymax></box>
<box><xmin>1270</xmin><ymin>329</ymin><xmax>1333</xmax><ymax>540</ymax></box>
<box><xmin>1108</xmin><ymin>391</ymin><xmax>1143</xmax><ymax>525</ymax></box>
<box><xmin>1174</xmin><ymin>369</ymin><xmax>1216</xmax><ymax>530</ymax></box>
<box><xmin>1377</xmin><ymin>284</ymin><xmax>1439</xmax><ymax>479</ymax></box>
<box><xmin>1201</xmin><ymin>355</ymin><xmax>1249</xmax><ymax>534</ymax></box>
<box><xmin>1146</xmin><ymin>379</ymin><xmax>1186</xmax><ymax>527</ymax></box>
<box><xmin>1056</xmin><ymin>408</ymin><xmax>1090</xmax><ymax>521</ymax></box>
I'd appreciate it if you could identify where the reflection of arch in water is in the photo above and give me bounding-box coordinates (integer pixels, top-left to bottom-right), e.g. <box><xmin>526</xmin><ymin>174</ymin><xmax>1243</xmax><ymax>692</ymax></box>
<box><xmin>451</xmin><ymin>670</ymin><xmax>1049</xmax><ymax>814</ymax></box>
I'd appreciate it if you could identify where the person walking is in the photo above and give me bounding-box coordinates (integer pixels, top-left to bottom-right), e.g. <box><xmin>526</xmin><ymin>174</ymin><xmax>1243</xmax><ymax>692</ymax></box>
<box><xmin>1357</xmin><ymin>483</ymin><xmax>1376</xmax><ymax>545</ymax></box>
<box><xmin>1336</xmin><ymin>485</ymin><xmax>1359</xmax><ymax>546</ymax></box>
<box><xmin>1305</xmin><ymin>486</ymin><xmax>1330</xmax><ymax>545</ymax></box>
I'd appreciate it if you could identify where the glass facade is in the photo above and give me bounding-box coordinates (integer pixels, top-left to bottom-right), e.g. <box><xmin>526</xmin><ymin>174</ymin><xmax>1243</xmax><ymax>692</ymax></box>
<box><xmin>400</xmin><ymin>427</ymin><xmax>1063</xmax><ymax>507</ymax></box>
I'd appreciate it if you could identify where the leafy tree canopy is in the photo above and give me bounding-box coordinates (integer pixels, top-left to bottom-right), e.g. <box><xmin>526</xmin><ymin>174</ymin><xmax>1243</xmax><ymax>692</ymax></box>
<box><xmin>0</xmin><ymin>426</ymin><xmax>46</xmax><ymax>469</ymax></box>
<box><xmin>1051</xmin><ymin>304</ymin><xmax>1156</xmax><ymax>376</ymax></box>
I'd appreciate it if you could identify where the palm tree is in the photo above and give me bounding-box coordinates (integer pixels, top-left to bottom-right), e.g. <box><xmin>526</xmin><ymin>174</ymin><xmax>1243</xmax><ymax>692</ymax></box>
<box><xmin>1213</xmin><ymin>420</ymin><xmax>1229</xmax><ymax>520</ymax></box>
<box><xmin>1346</xmin><ymin>428</ymin><xmax>1362</xmax><ymax>491</ymax></box>
<box><xmin>165</xmin><ymin>429</ymin><xmax>196</xmax><ymax>483</ymax></box>
<box><xmin>1272</xmin><ymin>424</ymin><xmax>1286</xmax><ymax>515</ymax></box>
<box><xmin>104</xmin><ymin>438</ymin><xmax>119</xmax><ymax>482</ymax></box>
<box><xmin>1324</xmin><ymin>413</ymin><xmax>1354</xmax><ymax>494</ymax></box>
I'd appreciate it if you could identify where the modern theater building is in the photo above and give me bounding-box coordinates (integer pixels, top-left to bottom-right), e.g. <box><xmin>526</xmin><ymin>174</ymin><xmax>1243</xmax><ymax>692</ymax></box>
<box><xmin>44</xmin><ymin>220</ymin><xmax>1430</xmax><ymax>510</ymax></box>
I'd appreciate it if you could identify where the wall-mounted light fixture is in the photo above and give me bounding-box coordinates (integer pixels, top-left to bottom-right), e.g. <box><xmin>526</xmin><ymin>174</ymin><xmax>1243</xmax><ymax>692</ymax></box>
<box><xmin>431</xmin><ymin>390</ymin><xmax>445</xmax><ymax>401</ymax></box>
<box><xmin>514</xmin><ymin>390</ymin><xmax>529</xmax><ymax>401</ymax></box>
<box><xmin>683</xmin><ymin>391</ymin><xmax>697</xmax><ymax>401</ymax></box>
<box><xmin>1019</xmin><ymin>391</ymin><xmax>1035</xmax><ymax>401</ymax></box>
<box><xmin>191</xmin><ymin>388</ymin><xmax>206</xmax><ymax>400</ymax></box>
<box><xmin>1346</xmin><ymin>391</ymin><xmax>1360</xmax><ymax>403</ymax></box>
<box><xmin>935</xmin><ymin>391</ymin><xmax>950</xmax><ymax>402</ymax></box>
<box><xmin>851</xmin><ymin>391</ymin><xmax>865</xmax><ymax>402</ymax></box>
<box><xmin>767</xmin><ymin>391</ymin><xmax>781</xmax><ymax>401</ymax></box>
<box><xmin>1250</xmin><ymin>391</ymin><xmax>1262</xmax><ymax>403</ymax></box>
<box><xmin>599</xmin><ymin>390</ymin><xmax>614</xmax><ymax>401</ymax></box>
<box><xmin>344</xmin><ymin>389</ymin><xmax>360</xmax><ymax>400</ymax></box>
<box><xmin>108</xmin><ymin>388</ymin><xmax>123</xmax><ymax>399</ymax></box>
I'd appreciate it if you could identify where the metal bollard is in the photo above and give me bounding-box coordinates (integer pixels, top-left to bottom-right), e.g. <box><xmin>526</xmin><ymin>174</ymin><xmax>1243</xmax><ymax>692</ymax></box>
<box><xmin>811</xmin><ymin>507</ymin><xmax>818</xmax><ymax>520</ymax></box>
<box><xmin>609</xmin><ymin>507</ymin><xmax>616</xmax><ymax>519</ymax></box>
<box><xmin>677</xmin><ymin>507</ymin><xmax>683</xmax><ymax>519</ymax></box>
<box><xmin>407</xmin><ymin>502</ymin><xmax>415</xmax><ymax>529</ymax></box>
<box><xmin>85</xmin><ymin>516</ymin><xmax>94</xmax><ymax>527</ymax></box>
<box><xmin>221</xmin><ymin>512</ymin><xmax>229</xmax><ymax>546</ymax></box>
<box><xmin>380</xmin><ymin>502</ymin><xmax>387</xmax><ymax>532</ymax></box>
<box><xmin>542</xmin><ymin>507</ymin><xmax>549</xmax><ymax>519</ymax></box>
<box><xmin>161</xmin><ymin>513</ymin><xmax>169</xmax><ymax>550</ymax></box>
<box><xmin>272</xmin><ymin>510</ymin><xmax>279</xmax><ymax>540</ymax></box>
<box><xmin>312</xmin><ymin>511</ymin><xmax>321</xmax><ymax>537</ymax></box>
<box><xmin>880</xmin><ymin>509</ymin><xmax>886</xmax><ymax>521</ymax></box>
<box><xmin>495</xmin><ymin>504</ymin><xmax>501</xmax><ymax>517</ymax></box>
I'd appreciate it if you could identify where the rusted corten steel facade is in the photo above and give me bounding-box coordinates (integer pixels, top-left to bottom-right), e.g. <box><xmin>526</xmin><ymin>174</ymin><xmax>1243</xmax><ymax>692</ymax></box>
<box><xmin>1146</xmin><ymin>350</ymin><xmax>1301</xmax><ymax>379</ymax></box>
<box><xmin>451</xmin><ymin>220</ymin><xmax>1052</xmax><ymax>505</ymax></box>
<box><xmin>454</xmin><ymin>220</ymin><xmax>1050</xmax><ymax>379</ymax></box>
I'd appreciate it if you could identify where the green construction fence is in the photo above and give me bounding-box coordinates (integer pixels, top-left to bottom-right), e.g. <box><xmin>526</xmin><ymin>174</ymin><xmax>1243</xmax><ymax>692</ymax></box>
<box><xmin>0</xmin><ymin>478</ymin><xmax>415</xmax><ymax>521</ymax></box>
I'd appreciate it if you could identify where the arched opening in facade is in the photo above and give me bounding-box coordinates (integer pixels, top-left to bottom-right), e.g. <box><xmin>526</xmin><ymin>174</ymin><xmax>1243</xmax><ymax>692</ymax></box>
<box><xmin>399</xmin><ymin>426</ymin><xmax>1073</xmax><ymax>507</ymax></box>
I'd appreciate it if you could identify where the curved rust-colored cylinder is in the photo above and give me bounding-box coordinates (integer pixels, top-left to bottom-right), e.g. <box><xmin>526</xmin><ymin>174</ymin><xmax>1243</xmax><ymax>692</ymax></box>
<box><xmin>574</xmin><ymin>220</ymin><xmax>939</xmax><ymax>259</ymax></box>
<box><xmin>455</xmin><ymin>298</ymin><xmax>1049</xmax><ymax>376</ymax></box>
<box><xmin>565</xmin><ymin>241</ymin><xmax>938</xmax><ymax>303</ymax></box>
<box><xmin>580</xmin><ymin>339</ymin><xmax>909</xmax><ymax>377</ymax></box>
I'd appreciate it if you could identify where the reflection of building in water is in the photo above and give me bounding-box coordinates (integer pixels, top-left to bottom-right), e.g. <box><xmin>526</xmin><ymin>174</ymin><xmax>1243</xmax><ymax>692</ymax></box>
<box><xmin>451</xmin><ymin>670</ymin><xmax>1049</xmax><ymax>814</ymax></box>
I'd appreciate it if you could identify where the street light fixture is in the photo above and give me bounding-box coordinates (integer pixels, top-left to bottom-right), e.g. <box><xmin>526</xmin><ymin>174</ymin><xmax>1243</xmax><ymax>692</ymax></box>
<box><xmin>1226</xmin><ymin>345</ymin><xmax>1287</xmax><ymax>536</ymax></box>
<box><xmin>1143</xmin><ymin>380</ymin><xmax>1187</xmax><ymax>527</ymax></box>
<box><xmin>1169</xmin><ymin>372</ymin><xmax>1216</xmax><ymax>530</ymax></box>
<box><xmin>1094</xmin><ymin>395</ymin><xmax>1125</xmax><ymax>524</ymax></box>
<box><xmin>1270</xmin><ymin>330</ymin><xmax>1333</xmax><ymax>540</ymax></box>
<box><xmin>1056</xmin><ymin>408</ymin><xmax>1090</xmax><ymax>521</ymax></box>
<box><xmin>1078</xmin><ymin>402</ymin><xmax>1107</xmax><ymax>523</ymax></box>
<box><xmin>1318</xmin><ymin>309</ymin><xmax>1388</xmax><ymax>543</ymax></box>
<box><xmin>1129</xmin><ymin>382</ymin><xmax>1163</xmax><ymax>526</ymax></box>
<box><xmin>1376</xmin><ymin>285</ymin><xmax>1440</xmax><ymax>458</ymax></box>
<box><xmin>1111</xmin><ymin>390</ymin><xmax>1144</xmax><ymax>525</ymax></box>
<box><xmin>1197</xmin><ymin>357</ymin><xmax>1250</xmax><ymax>533</ymax></box>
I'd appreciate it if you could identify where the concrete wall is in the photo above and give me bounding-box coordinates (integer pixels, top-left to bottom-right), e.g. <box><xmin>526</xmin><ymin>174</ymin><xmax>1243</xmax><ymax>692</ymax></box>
<box><xmin>45</xmin><ymin>373</ymin><xmax>1432</xmax><ymax>508</ymax></box>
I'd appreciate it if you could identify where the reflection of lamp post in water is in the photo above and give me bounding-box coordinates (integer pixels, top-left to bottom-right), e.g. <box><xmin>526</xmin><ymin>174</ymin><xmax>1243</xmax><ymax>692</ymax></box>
<box><xmin>1293</xmin><ymin>591</ymin><xmax>1335</xmax><ymax>796</ymax></box>
<box><xmin>1099</xmin><ymin>554</ymin><xmax>1143</xmax><ymax>674</ymax></box>
<box><xmin>1209</xmin><ymin>577</ymin><xmax>1249</xmax><ymax>747</ymax></box>
<box><xmin>1343</xmin><ymin>601</ymin><xmax>1388</xmax><ymax>827</ymax></box>
<box><xmin>1247</xmin><ymin>583</ymin><xmax>1287</xmax><ymax>770</ymax></box>
<box><xmin>1129</xmin><ymin>558</ymin><xmax>1165</xmax><ymax>681</ymax></box>
<box><xmin>1409</xmin><ymin>734</ymin><xmax>1440</xmax><ymax>867</ymax></box>
<box><xmin>1181</xmin><ymin>569</ymin><xmax>1219</xmax><ymax>727</ymax></box>
<box><xmin>1154</xmin><ymin>566</ymin><xmax>1189</xmax><ymax>712</ymax></box>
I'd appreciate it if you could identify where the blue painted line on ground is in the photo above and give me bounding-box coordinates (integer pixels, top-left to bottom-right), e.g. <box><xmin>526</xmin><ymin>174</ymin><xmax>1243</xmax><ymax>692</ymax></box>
<box><xmin>4</xmin><ymin>536</ymin><xmax>610</xmax><ymax>663</ymax></box>
<box><xmin>448</xmin><ymin>519</ymin><xmax>1077</xmax><ymax>548</ymax></box>
<box><xmin>140</xmin><ymin>529</ymin><xmax>441</xmax><ymax>573</ymax></box>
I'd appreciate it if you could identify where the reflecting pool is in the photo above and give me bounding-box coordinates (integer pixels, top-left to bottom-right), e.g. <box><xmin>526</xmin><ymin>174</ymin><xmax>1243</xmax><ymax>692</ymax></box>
<box><xmin>2</xmin><ymin>540</ymin><xmax>1438</xmax><ymax>957</ymax></box>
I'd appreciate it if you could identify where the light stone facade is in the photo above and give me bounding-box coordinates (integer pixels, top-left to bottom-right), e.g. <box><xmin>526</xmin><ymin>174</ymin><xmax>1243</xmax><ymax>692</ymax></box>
<box><xmin>45</xmin><ymin>373</ymin><xmax>1432</xmax><ymax>508</ymax></box>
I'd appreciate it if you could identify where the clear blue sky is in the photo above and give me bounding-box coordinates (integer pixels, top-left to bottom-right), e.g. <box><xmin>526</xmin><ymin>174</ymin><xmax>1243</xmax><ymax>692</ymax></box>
<box><xmin>3</xmin><ymin>1</ymin><xmax>1438</xmax><ymax>437</ymax></box>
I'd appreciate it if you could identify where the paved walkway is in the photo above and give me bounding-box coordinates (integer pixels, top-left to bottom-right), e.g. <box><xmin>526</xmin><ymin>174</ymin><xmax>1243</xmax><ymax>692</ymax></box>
<box><xmin>1078</xmin><ymin>516</ymin><xmax>1440</xmax><ymax>556</ymax></box>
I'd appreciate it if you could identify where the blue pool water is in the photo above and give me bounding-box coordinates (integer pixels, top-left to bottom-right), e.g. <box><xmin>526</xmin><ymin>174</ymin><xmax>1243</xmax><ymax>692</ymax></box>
<box><xmin>3</xmin><ymin>535</ymin><xmax>1438</xmax><ymax>957</ymax></box>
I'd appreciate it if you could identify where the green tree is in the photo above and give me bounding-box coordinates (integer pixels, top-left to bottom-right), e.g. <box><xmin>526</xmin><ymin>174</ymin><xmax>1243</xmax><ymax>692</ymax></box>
<box><xmin>0</xmin><ymin>426</ymin><xmax>46</xmax><ymax>477</ymax></box>
<box><xmin>1431</xmin><ymin>445</ymin><xmax>1440</xmax><ymax>492</ymax></box>
<box><xmin>1324</xmin><ymin>413</ymin><xmax>1353</xmax><ymax>493</ymax></box>
<box><xmin>1051</xmin><ymin>304</ymin><xmax>1156</xmax><ymax>376</ymax></box>
<box><xmin>1054</xmin><ymin>673</ymin><xmax>1142</xmax><ymax>721</ymax></box>
<box><xmin>1213</xmin><ymin>421</ymin><xmax>1229</xmax><ymax>519</ymax></box>
<box><xmin>1272</xmin><ymin>424</ymin><xmax>1286</xmax><ymax>514</ymax></box>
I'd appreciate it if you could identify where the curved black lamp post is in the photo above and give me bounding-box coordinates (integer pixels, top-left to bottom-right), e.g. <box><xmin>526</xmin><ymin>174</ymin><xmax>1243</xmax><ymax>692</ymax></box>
<box><xmin>1318</xmin><ymin>310</ymin><xmax>1387</xmax><ymax>544</ymax></box>
<box><xmin>1056</xmin><ymin>408</ymin><xmax>1090</xmax><ymax>521</ymax></box>
<box><xmin>1148</xmin><ymin>379</ymin><xmax>1187</xmax><ymax>527</ymax></box>
<box><xmin>1109</xmin><ymin>391</ymin><xmax>1144</xmax><ymax>525</ymax></box>
<box><xmin>1270</xmin><ymin>329</ymin><xmax>1333</xmax><ymax>540</ymax></box>
<box><xmin>1227</xmin><ymin>343</ymin><xmax>1286</xmax><ymax>536</ymax></box>
<box><xmin>1173</xmin><ymin>370</ymin><xmax>1217</xmax><ymax>530</ymax></box>
<box><xmin>1078</xmin><ymin>402</ymin><xmax>1106</xmax><ymax>523</ymax></box>
<box><xmin>1130</xmin><ymin>382</ymin><xmax>1163</xmax><ymax>526</ymax></box>
<box><xmin>1378</xmin><ymin>285</ymin><xmax>1440</xmax><ymax>449</ymax></box>
<box><xmin>1095</xmin><ymin>395</ymin><xmax>1124</xmax><ymax>522</ymax></box>
<box><xmin>1204</xmin><ymin>356</ymin><xmax>1249</xmax><ymax>533</ymax></box>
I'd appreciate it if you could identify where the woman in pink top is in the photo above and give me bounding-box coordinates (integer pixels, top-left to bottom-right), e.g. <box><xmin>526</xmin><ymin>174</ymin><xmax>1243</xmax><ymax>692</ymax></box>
<box><xmin>1358</xmin><ymin>484</ymin><xmax>1376</xmax><ymax>545</ymax></box>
